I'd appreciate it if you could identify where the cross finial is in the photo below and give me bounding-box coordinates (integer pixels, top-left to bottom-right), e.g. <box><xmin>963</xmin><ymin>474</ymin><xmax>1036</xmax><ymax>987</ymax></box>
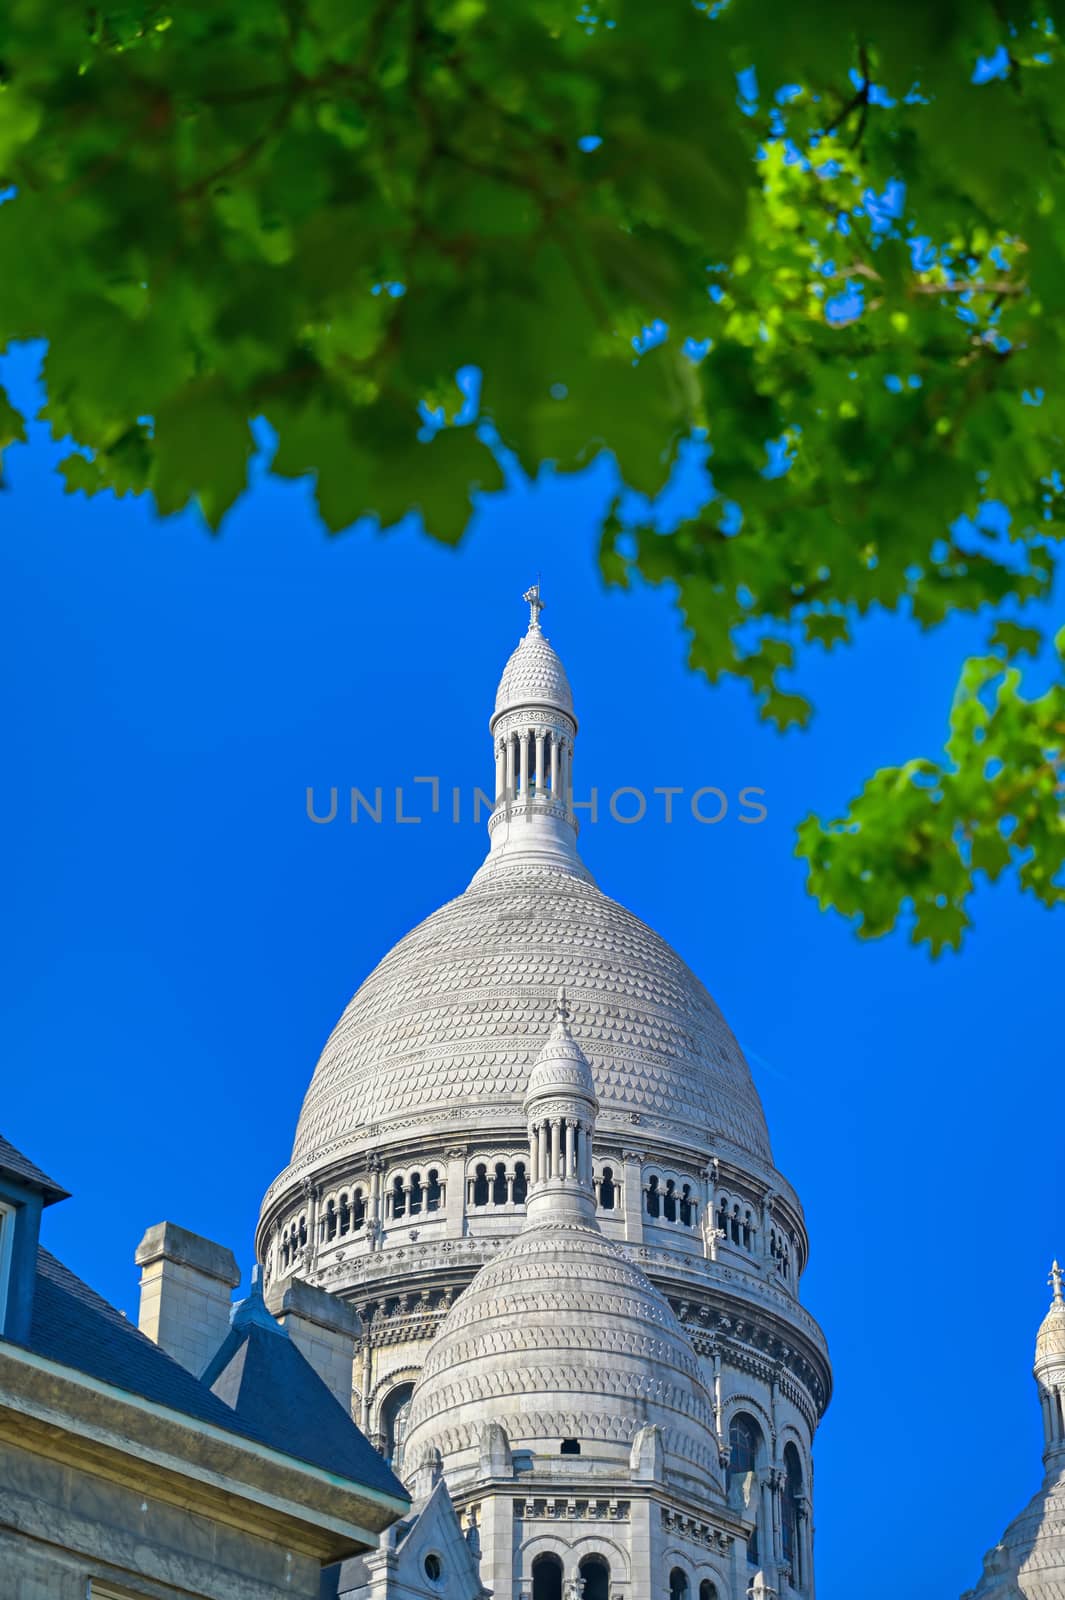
<box><xmin>1050</xmin><ymin>1260</ymin><xmax>1064</xmax><ymax>1305</ymax></box>
<box><xmin>554</xmin><ymin>985</ymin><xmax>571</xmax><ymax>1026</ymax></box>
<box><xmin>523</xmin><ymin>582</ymin><xmax>544</xmax><ymax>632</ymax></box>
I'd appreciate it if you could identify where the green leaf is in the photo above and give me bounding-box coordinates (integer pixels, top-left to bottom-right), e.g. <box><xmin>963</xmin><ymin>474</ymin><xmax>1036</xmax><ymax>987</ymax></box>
<box><xmin>152</xmin><ymin>382</ymin><xmax>253</xmax><ymax>529</ymax></box>
<box><xmin>990</xmin><ymin>620</ymin><xmax>1044</xmax><ymax>659</ymax></box>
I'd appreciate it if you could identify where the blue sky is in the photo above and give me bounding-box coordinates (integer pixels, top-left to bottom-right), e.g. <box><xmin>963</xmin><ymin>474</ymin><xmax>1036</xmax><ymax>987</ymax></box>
<box><xmin>1</xmin><ymin>341</ymin><xmax>1062</xmax><ymax>1600</ymax></box>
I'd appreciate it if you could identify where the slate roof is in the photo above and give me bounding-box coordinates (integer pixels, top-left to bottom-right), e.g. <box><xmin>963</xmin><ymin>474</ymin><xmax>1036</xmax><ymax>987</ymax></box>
<box><xmin>203</xmin><ymin>1314</ymin><xmax>401</xmax><ymax>1495</ymax></box>
<box><xmin>0</xmin><ymin>1134</ymin><xmax>69</xmax><ymax>1203</ymax></box>
<box><xmin>18</xmin><ymin>1249</ymin><xmax>405</xmax><ymax>1503</ymax></box>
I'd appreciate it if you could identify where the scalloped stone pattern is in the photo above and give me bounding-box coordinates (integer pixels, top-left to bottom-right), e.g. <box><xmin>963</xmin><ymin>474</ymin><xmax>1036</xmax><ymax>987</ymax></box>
<box><xmin>290</xmin><ymin>866</ymin><xmax>772</xmax><ymax>1165</ymax></box>
<box><xmin>962</xmin><ymin>1466</ymin><xmax>1065</xmax><ymax>1599</ymax></box>
<box><xmin>494</xmin><ymin>629</ymin><xmax>574</xmax><ymax>717</ymax></box>
<box><xmin>1038</xmin><ymin>1302</ymin><xmax>1065</xmax><ymax>1361</ymax></box>
<box><xmin>403</xmin><ymin>1217</ymin><xmax>721</xmax><ymax>1490</ymax></box>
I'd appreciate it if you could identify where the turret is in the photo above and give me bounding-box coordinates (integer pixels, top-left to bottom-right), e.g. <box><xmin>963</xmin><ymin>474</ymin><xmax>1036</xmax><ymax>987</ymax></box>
<box><xmin>1036</xmin><ymin>1259</ymin><xmax>1065</xmax><ymax>1468</ymax></box>
<box><xmin>522</xmin><ymin>988</ymin><xmax>599</xmax><ymax>1227</ymax></box>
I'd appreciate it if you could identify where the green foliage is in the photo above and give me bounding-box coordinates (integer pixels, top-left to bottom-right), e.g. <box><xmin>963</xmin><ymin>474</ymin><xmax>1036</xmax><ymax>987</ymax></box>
<box><xmin>0</xmin><ymin>0</ymin><xmax>1063</xmax><ymax>946</ymax></box>
<box><xmin>798</xmin><ymin>632</ymin><xmax>1065</xmax><ymax>954</ymax></box>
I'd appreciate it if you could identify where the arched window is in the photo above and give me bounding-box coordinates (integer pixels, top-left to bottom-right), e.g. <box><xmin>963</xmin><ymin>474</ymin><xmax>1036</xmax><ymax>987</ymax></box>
<box><xmin>298</xmin><ymin>1213</ymin><xmax>307</xmax><ymax>1246</ymax></box>
<box><xmin>730</xmin><ymin>1204</ymin><xmax>740</xmax><ymax>1244</ymax></box>
<box><xmin>473</xmin><ymin>1163</ymin><xmax>489</xmax><ymax>1207</ymax></box>
<box><xmin>426</xmin><ymin>1169</ymin><xmax>442</xmax><ymax>1211</ymax></box>
<box><xmin>680</xmin><ymin>1183</ymin><xmax>694</xmax><ymax>1226</ymax></box>
<box><xmin>579</xmin><ymin>1554</ymin><xmax>610</xmax><ymax>1600</ymax></box>
<box><xmin>324</xmin><ymin>1199</ymin><xmax>337</xmax><ymax>1241</ymax></box>
<box><xmin>727</xmin><ymin>1413</ymin><xmax>763</xmax><ymax>1565</ymax></box>
<box><xmin>391</xmin><ymin>1176</ymin><xmax>406</xmax><ymax>1219</ymax></box>
<box><xmin>339</xmin><ymin>1193</ymin><xmax>351</xmax><ymax>1235</ymax></box>
<box><xmin>560</xmin><ymin>1437</ymin><xmax>580</xmax><ymax>1455</ymax></box>
<box><xmin>742</xmin><ymin>1208</ymin><xmax>753</xmax><ymax>1249</ymax></box>
<box><xmin>782</xmin><ymin>1441</ymin><xmax>804</xmax><ymax>1583</ymax></box>
<box><xmin>353</xmin><ymin>1187</ymin><xmax>366</xmax><ymax>1228</ymax></box>
<box><xmin>531</xmin><ymin>1551</ymin><xmax>563</xmax><ymax>1600</ymax></box>
<box><xmin>492</xmin><ymin>1162</ymin><xmax>508</xmax><ymax>1205</ymax></box>
<box><xmin>646</xmin><ymin>1175</ymin><xmax>661</xmax><ymax>1218</ymax></box>
<box><xmin>513</xmin><ymin>1162</ymin><xmax>528</xmax><ymax>1205</ymax></box>
<box><xmin>716</xmin><ymin>1198</ymin><xmax>729</xmax><ymax>1234</ymax></box>
<box><xmin>380</xmin><ymin>1382</ymin><xmax>415</xmax><ymax>1473</ymax></box>
<box><xmin>728</xmin><ymin>1415</ymin><xmax>760</xmax><ymax>1476</ymax></box>
<box><xmin>409</xmin><ymin>1171</ymin><xmax>423</xmax><ymax>1214</ymax></box>
<box><xmin>699</xmin><ymin>1582</ymin><xmax>719</xmax><ymax>1600</ymax></box>
<box><xmin>599</xmin><ymin>1166</ymin><xmax>616</xmax><ymax>1209</ymax></box>
<box><xmin>669</xmin><ymin>1569</ymin><xmax>690</xmax><ymax>1600</ymax></box>
<box><xmin>663</xmin><ymin>1179</ymin><xmax>677</xmax><ymax>1222</ymax></box>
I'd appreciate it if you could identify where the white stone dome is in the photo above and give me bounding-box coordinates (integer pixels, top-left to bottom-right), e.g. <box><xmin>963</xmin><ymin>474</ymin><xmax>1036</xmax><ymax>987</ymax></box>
<box><xmin>962</xmin><ymin>1467</ymin><xmax>1065</xmax><ymax>1600</ymax></box>
<box><xmin>493</xmin><ymin>626</ymin><xmax>574</xmax><ymax>722</ymax></box>
<box><xmin>290</xmin><ymin>865</ymin><xmax>772</xmax><ymax>1166</ymax></box>
<box><xmin>402</xmin><ymin>1213</ymin><xmax>722</xmax><ymax>1498</ymax></box>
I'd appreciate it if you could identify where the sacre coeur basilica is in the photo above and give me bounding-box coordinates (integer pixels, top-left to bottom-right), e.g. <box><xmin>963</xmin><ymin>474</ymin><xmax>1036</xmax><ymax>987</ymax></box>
<box><xmin>255</xmin><ymin>588</ymin><xmax>831</xmax><ymax>1600</ymax></box>
<box><xmin>5</xmin><ymin>588</ymin><xmax>1062</xmax><ymax>1600</ymax></box>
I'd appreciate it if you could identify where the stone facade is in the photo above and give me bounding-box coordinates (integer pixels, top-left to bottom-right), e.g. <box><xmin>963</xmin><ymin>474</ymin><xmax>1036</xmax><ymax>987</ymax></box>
<box><xmin>256</xmin><ymin>591</ymin><xmax>833</xmax><ymax>1599</ymax></box>
<box><xmin>0</xmin><ymin>1137</ymin><xmax>409</xmax><ymax>1600</ymax></box>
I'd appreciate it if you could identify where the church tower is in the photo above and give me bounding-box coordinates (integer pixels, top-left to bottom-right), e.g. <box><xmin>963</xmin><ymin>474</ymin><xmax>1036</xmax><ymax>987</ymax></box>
<box><xmin>961</xmin><ymin>1261</ymin><xmax>1065</xmax><ymax>1598</ymax></box>
<box><xmin>258</xmin><ymin>591</ymin><xmax>832</xmax><ymax>1599</ymax></box>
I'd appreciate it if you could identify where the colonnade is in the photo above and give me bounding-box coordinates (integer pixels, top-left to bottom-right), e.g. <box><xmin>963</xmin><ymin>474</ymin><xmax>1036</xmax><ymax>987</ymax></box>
<box><xmin>494</xmin><ymin>725</ymin><xmax>571</xmax><ymax>804</ymax></box>
<box><xmin>528</xmin><ymin>1114</ymin><xmax>592</xmax><ymax>1185</ymax></box>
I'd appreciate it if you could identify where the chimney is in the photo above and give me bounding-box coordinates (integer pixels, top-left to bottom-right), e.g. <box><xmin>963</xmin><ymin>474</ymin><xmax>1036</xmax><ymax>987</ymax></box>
<box><xmin>135</xmin><ymin>1222</ymin><xmax>240</xmax><ymax>1376</ymax></box>
<box><xmin>265</xmin><ymin>1274</ymin><xmax>360</xmax><ymax>1411</ymax></box>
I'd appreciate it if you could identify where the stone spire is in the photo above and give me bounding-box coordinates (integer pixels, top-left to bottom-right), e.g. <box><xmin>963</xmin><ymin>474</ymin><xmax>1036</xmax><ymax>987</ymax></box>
<box><xmin>522</xmin><ymin>988</ymin><xmax>599</xmax><ymax>1226</ymax></box>
<box><xmin>474</xmin><ymin>590</ymin><xmax>590</xmax><ymax>882</ymax></box>
<box><xmin>1036</xmin><ymin>1258</ymin><xmax>1065</xmax><ymax>1466</ymax></box>
<box><xmin>522</xmin><ymin>580</ymin><xmax>545</xmax><ymax>631</ymax></box>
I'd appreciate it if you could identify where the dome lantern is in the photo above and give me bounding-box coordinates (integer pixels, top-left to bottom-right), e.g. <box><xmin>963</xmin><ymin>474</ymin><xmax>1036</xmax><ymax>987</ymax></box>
<box><xmin>479</xmin><ymin>586</ymin><xmax>585</xmax><ymax>881</ymax></box>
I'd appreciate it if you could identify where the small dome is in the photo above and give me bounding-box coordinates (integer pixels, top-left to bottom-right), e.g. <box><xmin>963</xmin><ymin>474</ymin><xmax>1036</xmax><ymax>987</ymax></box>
<box><xmin>524</xmin><ymin>993</ymin><xmax>597</xmax><ymax>1108</ymax></box>
<box><xmin>493</xmin><ymin>626</ymin><xmax>574</xmax><ymax>722</ymax></box>
<box><xmin>1037</xmin><ymin>1268</ymin><xmax>1065</xmax><ymax>1366</ymax></box>
<box><xmin>402</xmin><ymin>1216</ymin><xmax>722</xmax><ymax>1499</ymax></box>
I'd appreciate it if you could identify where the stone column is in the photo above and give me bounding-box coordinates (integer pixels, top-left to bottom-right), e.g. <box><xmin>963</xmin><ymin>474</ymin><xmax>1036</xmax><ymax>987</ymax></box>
<box><xmin>534</xmin><ymin>729</ymin><xmax>546</xmax><ymax>795</ymax></box>
<box><xmin>798</xmin><ymin>1496</ymin><xmax>812</xmax><ymax>1593</ymax></box>
<box><xmin>550</xmin><ymin>734</ymin><xmax>560</xmax><ymax>796</ymax></box>
<box><xmin>760</xmin><ymin>1475</ymin><xmax>779</xmax><ymax>1590</ymax></box>
<box><xmin>622</xmin><ymin>1150</ymin><xmax>644</xmax><ymax>1243</ymax></box>
<box><xmin>567</xmin><ymin>1119</ymin><xmax>579</xmax><ymax>1178</ymax></box>
<box><xmin>761</xmin><ymin>1191</ymin><xmax>776</xmax><ymax>1264</ymax></box>
<box><xmin>495</xmin><ymin>738</ymin><xmax>506</xmax><ymax>800</ymax></box>
<box><xmin>550</xmin><ymin>1117</ymin><xmax>562</xmax><ymax>1177</ymax></box>
<box><xmin>303</xmin><ymin>1180</ymin><xmax>319</xmax><ymax>1270</ymax></box>
<box><xmin>519</xmin><ymin>729</ymin><xmax>530</xmax><ymax>797</ymax></box>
